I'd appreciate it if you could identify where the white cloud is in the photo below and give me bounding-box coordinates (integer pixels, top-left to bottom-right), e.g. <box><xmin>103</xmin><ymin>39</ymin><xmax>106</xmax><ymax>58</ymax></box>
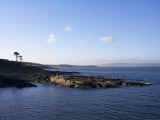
<box><xmin>64</xmin><ymin>26</ymin><xmax>72</xmax><ymax>31</ymax></box>
<box><xmin>100</xmin><ymin>36</ymin><xmax>112</xmax><ymax>42</ymax></box>
<box><xmin>48</xmin><ymin>33</ymin><xmax>56</xmax><ymax>43</ymax></box>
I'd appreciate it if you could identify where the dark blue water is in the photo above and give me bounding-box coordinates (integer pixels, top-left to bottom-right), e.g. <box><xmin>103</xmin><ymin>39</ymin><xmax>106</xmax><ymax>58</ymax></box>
<box><xmin>56</xmin><ymin>66</ymin><xmax>160</xmax><ymax>84</ymax></box>
<box><xmin>0</xmin><ymin>66</ymin><xmax>160</xmax><ymax>120</ymax></box>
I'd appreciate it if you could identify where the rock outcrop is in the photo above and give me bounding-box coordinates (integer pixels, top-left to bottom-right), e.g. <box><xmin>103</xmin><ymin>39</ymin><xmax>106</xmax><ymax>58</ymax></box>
<box><xmin>50</xmin><ymin>74</ymin><xmax>152</xmax><ymax>88</ymax></box>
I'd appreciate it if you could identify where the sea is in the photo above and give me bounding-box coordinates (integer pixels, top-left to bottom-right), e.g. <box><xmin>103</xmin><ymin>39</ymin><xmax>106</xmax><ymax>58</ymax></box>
<box><xmin>0</xmin><ymin>66</ymin><xmax>160</xmax><ymax>120</ymax></box>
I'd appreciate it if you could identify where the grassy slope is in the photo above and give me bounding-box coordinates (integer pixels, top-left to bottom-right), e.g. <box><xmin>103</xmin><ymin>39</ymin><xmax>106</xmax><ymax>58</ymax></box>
<box><xmin>0</xmin><ymin>59</ymin><xmax>52</xmax><ymax>84</ymax></box>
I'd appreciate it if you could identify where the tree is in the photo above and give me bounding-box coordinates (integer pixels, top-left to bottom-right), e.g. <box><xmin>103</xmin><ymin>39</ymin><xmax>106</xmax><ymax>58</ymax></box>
<box><xmin>14</xmin><ymin>52</ymin><xmax>20</xmax><ymax>62</ymax></box>
<box><xmin>19</xmin><ymin>55</ymin><xmax>23</xmax><ymax>62</ymax></box>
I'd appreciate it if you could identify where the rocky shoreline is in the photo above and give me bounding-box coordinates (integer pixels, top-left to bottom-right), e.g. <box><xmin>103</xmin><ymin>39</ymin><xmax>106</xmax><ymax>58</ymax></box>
<box><xmin>50</xmin><ymin>74</ymin><xmax>152</xmax><ymax>88</ymax></box>
<box><xmin>0</xmin><ymin>59</ymin><xmax>152</xmax><ymax>89</ymax></box>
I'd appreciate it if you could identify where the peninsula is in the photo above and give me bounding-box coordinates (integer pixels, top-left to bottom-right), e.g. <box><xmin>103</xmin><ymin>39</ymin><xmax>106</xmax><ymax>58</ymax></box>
<box><xmin>0</xmin><ymin>59</ymin><xmax>151</xmax><ymax>88</ymax></box>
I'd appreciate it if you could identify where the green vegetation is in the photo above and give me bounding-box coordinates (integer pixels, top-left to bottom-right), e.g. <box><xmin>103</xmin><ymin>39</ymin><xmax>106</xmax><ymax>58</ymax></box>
<box><xmin>13</xmin><ymin>52</ymin><xmax>20</xmax><ymax>62</ymax></box>
<box><xmin>13</xmin><ymin>52</ymin><xmax>23</xmax><ymax>62</ymax></box>
<box><xmin>0</xmin><ymin>59</ymin><xmax>52</xmax><ymax>88</ymax></box>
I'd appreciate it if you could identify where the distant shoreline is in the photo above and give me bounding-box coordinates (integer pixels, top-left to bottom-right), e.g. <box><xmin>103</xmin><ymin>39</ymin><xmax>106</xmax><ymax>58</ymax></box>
<box><xmin>0</xmin><ymin>59</ymin><xmax>152</xmax><ymax>89</ymax></box>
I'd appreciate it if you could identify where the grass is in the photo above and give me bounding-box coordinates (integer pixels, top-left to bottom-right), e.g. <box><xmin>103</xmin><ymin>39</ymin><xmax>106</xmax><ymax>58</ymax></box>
<box><xmin>0</xmin><ymin>59</ymin><xmax>52</xmax><ymax>85</ymax></box>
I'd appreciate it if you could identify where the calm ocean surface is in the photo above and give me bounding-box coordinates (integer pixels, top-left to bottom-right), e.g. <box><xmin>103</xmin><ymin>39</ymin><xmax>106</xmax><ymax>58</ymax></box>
<box><xmin>0</xmin><ymin>66</ymin><xmax>160</xmax><ymax>120</ymax></box>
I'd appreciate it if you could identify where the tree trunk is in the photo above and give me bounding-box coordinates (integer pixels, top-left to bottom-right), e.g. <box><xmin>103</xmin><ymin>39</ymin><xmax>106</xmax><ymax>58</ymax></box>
<box><xmin>16</xmin><ymin>56</ymin><xmax>18</xmax><ymax>62</ymax></box>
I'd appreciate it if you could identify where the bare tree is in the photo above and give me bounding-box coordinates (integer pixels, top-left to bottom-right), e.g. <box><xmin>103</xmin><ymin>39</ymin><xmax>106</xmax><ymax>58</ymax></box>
<box><xmin>14</xmin><ymin>52</ymin><xmax>20</xmax><ymax>62</ymax></box>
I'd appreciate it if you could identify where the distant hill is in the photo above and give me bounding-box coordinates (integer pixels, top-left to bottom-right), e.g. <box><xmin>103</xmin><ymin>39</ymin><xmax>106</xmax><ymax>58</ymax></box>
<box><xmin>49</xmin><ymin>64</ymin><xmax>98</xmax><ymax>68</ymax></box>
<box><xmin>101</xmin><ymin>63</ymin><xmax>160</xmax><ymax>67</ymax></box>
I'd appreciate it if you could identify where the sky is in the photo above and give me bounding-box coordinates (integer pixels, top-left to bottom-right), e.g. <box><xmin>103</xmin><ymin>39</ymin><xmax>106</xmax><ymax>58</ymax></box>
<box><xmin>0</xmin><ymin>0</ymin><xmax>160</xmax><ymax>65</ymax></box>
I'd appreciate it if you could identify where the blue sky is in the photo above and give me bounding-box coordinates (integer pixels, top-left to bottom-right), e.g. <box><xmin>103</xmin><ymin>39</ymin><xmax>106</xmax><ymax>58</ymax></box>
<box><xmin>0</xmin><ymin>0</ymin><xmax>160</xmax><ymax>65</ymax></box>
